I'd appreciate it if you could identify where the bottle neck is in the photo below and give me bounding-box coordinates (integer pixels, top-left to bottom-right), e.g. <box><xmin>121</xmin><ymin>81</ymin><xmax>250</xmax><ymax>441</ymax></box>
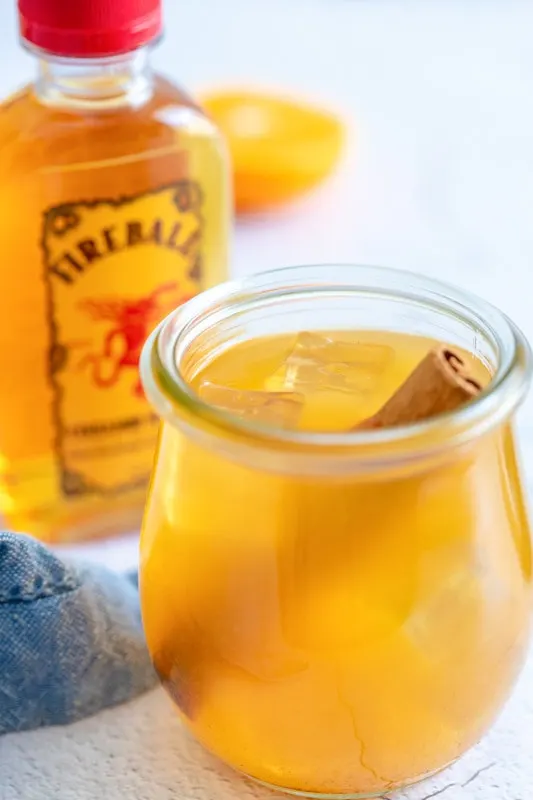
<box><xmin>34</xmin><ymin>46</ymin><xmax>154</xmax><ymax>110</ymax></box>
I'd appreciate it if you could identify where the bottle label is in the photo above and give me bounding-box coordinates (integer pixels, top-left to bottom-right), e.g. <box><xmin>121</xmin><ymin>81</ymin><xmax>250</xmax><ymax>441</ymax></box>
<box><xmin>42</xmin><ymin>181</ymin><xmax>203</xmax><ymax>497</ymax></box>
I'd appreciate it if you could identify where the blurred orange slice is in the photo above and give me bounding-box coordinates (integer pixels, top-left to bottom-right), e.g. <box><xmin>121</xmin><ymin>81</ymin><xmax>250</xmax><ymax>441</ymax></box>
<box><xmin>200</xmin><ymin>89</ymin><xmax>346</xmax><ymax>214</ymax></box>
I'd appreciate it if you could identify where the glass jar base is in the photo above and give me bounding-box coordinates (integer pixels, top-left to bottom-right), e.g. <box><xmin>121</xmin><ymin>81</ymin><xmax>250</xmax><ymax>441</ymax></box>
<box><xmin>246</xmin><ymin>763</ymin><xmax>451</xmax><ymax>799</ymax></box>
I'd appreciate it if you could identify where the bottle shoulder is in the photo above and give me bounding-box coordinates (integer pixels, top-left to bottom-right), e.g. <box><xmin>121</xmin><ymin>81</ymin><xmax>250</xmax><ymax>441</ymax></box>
<box><xmin>146</xmin><ymin>74</ymin><xmax>225</xmax><ymax>142</ymax></box>
<box><xmin>0</xmin><ymin>74</ymin><xmax>223</xmax><ymax>177</ymax></box>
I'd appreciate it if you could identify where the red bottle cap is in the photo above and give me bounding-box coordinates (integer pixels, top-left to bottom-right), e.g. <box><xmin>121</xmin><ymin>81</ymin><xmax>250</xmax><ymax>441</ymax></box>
<box><xmin>18</xmin><ymin>0</ymin><xmax>163</xmax><ymax>58</ymax></box>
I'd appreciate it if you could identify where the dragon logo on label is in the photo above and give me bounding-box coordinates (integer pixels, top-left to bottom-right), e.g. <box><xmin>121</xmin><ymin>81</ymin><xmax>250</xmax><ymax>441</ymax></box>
<box><xmin>75</xmin><ymin>282</ymin><xmax>190</xmax><ymax>398</ymax></box>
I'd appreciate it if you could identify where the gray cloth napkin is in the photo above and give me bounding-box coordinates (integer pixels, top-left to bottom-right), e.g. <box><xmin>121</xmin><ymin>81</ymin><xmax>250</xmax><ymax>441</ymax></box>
<box><xmin>0</xmin><ymin>531</ymin><xmax>156</xmax><ymax>735</ymax></box>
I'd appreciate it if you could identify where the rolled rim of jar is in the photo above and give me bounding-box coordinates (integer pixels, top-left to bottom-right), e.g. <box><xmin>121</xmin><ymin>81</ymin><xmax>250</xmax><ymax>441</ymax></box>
<box><xmin>140</xmin><ymin>264</ymin><xmax>532</xmax><ymax>474</ymax></box>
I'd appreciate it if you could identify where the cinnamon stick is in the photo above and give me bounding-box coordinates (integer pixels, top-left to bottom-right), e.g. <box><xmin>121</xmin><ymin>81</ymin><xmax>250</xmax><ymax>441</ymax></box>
<box><xmin>356</xmin><ymin>346</ymin><xmax>483</xmax><ymax>430</ymax></box>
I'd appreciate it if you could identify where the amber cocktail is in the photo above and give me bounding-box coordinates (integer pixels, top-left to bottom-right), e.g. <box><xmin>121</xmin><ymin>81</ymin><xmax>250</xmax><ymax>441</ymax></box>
<box><xmin>140</xmin><ymin>266</ymin><xmax>532</xmax><ymax>798</ymax></box>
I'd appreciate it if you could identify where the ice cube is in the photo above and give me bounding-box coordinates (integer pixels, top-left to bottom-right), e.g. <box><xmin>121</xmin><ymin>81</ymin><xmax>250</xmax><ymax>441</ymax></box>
<box><xmin>198</xmin><ymin>381</ymin><xmax>304</xmax><ymax>428</ymax></box>
<box><xmin>265</xmin><ymin>332</ymin><xmax>393</xmax><ymax>394</ymax></box>
<box><xmin>401</xmin><ymin>564</ymin><xmax>506</xmax><ymax>731</ymax></box>
<box><xmin>404</xmin><ymin>566</ymin><xmax>482</xmax><ymax>666</ymax></box>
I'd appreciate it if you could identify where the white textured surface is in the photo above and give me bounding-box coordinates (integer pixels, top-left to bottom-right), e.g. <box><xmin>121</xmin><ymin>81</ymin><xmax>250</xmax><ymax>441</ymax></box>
<box><xmin>1</xmin><ymin>0</ymin><xmax>533</xmax><ymax>797</ymax></box>
<box><xmin>2</xmin><ymin>652</ymin><xmax>532</xmax><ymax>800</ymax></box>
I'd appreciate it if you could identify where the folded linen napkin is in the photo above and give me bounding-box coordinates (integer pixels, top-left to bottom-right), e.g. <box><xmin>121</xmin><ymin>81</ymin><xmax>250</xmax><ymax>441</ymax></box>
<box><xmin>0</xmin><ymin>531</ymin><xmax>156</xmax><ymax>735</ymax></box>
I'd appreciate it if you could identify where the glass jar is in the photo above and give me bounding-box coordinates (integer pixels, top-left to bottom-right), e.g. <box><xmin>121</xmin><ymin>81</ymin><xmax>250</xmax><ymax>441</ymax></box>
<box><xmin>139</xmin><ymin>265</ymin><xmax>533</xmax><ymax>799</ymax></box>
